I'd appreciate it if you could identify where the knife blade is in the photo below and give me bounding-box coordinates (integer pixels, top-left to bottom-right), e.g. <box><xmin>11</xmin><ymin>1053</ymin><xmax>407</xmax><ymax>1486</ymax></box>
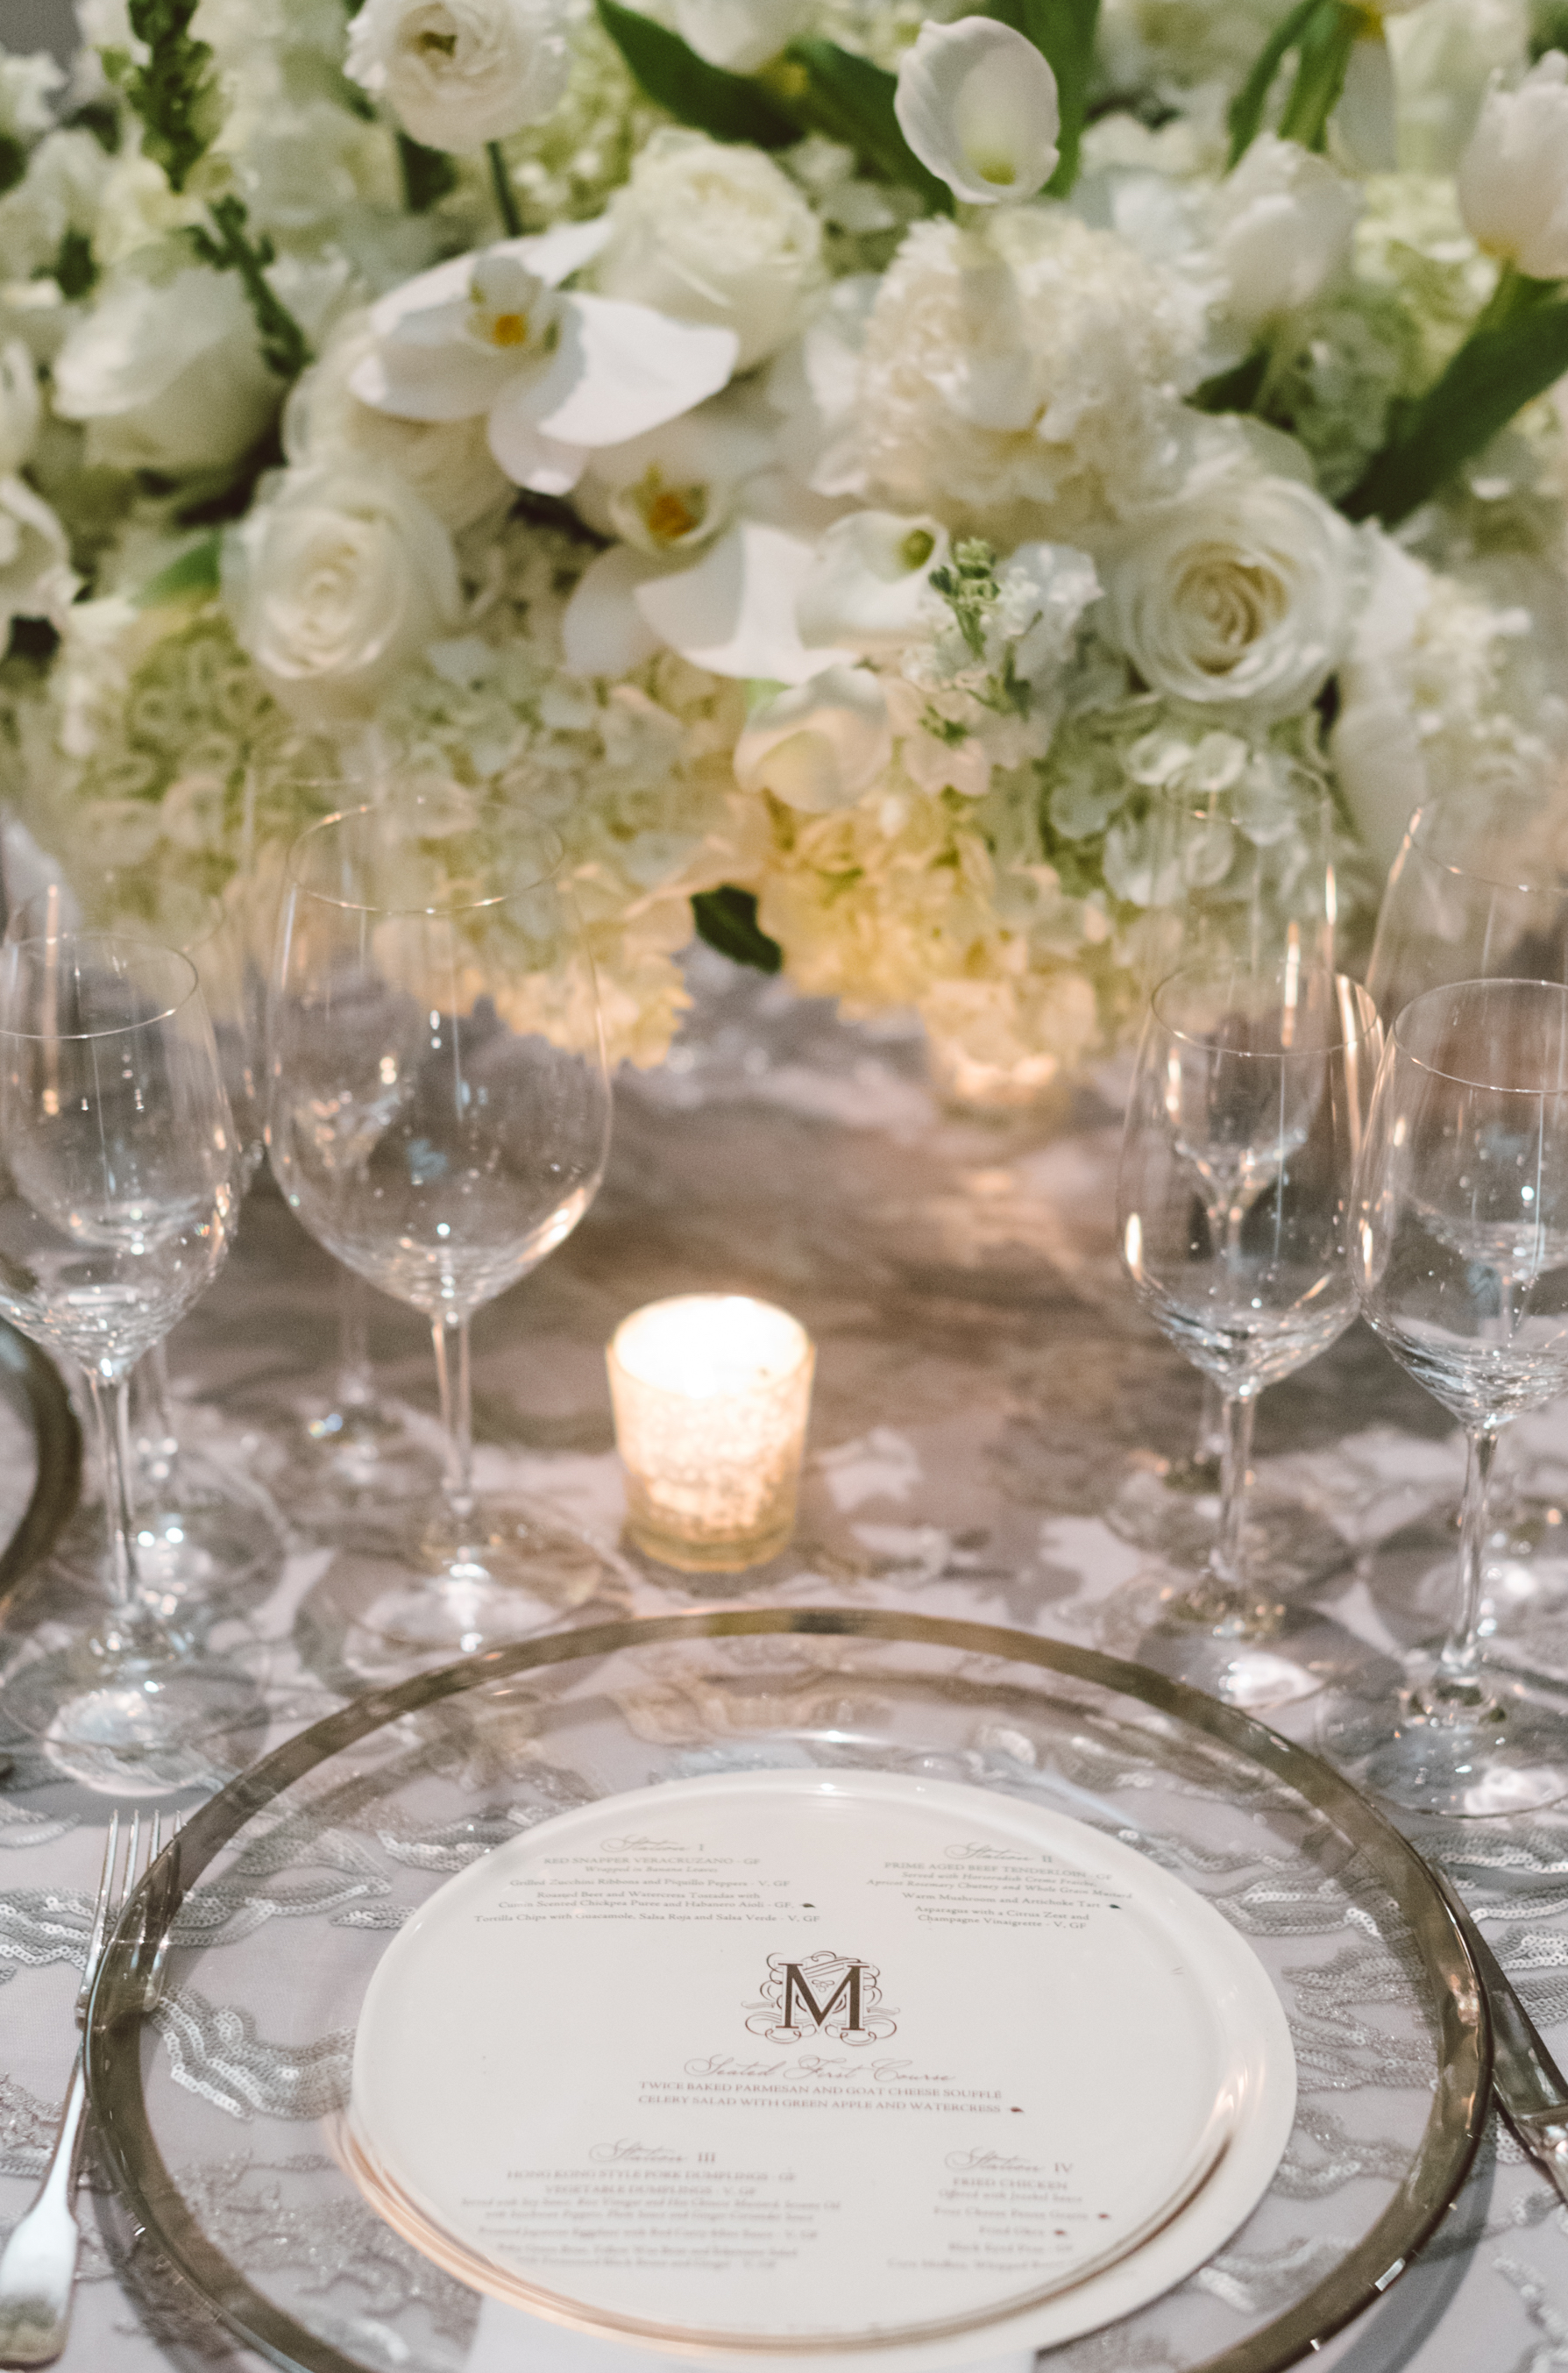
<box><xmin>1433</xmin><ymin>1863</ymin><xmax>1568</xmax><ymax>2206</ymax></box>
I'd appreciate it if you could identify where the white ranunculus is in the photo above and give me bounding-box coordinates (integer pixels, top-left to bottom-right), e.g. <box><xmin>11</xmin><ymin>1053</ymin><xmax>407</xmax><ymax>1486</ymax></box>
<box><xmin>593</xmin><ymin>131</ymin><xmax>825</xmax><ymax>374</ymax></box>
<box><xmin>796</xmin><ymin>512</ymin><xmax>948</xmax><ymax>657</ymax></box>
<box><xmin>1457</xmin><ymin>51</ymin><xmax>1568</xmax><ymax>281</ymax></box>
<box><xmin>285</xmin><ymin>316</ymin><xmax>511</xmax><ymax>532</ymax></box>
<box><xmin>52</xmin><ymin>265</ymin><xmax>280</xmax><ymax>477</ymax></box>
<box><xmin>893</xmin><ymin>18</ymin><xmax>1060</xmax><ymax>208</ymax></box>
<box><xmin>222</xmin><ymin>462</ymin><xmax>462</xmax><ymax>725</ymax></box>
<box><xmin>671</xmin><ymin>0</ymin><xmax>812</xmax><ymax>72</ymax></box>
<box><xmin>345</xmin><ymin>0</ymin><xmax>569</xmax><ymax>152</ymax></box>
<box><xmin>0</xmin><ymin>475</ymin><xmax>75</xmax><ymax>630</ymax></box>
<box><xmin>0</xmin><ymin>341</ymin><xmax>40</xmax><ymax>478</ymax></box>
<box><xmin>734</xmin><ymin>666</ymin><xmax>892</xmax><ymax>811</ymax></box>
<box><xmin>1104</xmin><ymin>472</ymin><xmax>1364</xmax><ymax>720</ymax></box>
<box><xmin>1209</xmin><ymin>135</ymin><xmax>1362</xmax><ymax>329</ymax></box>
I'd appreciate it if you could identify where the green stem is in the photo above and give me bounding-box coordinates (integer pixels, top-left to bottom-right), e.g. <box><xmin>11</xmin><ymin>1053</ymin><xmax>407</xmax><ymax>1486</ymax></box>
<box><xmin>487</xmin><ymin>140</ymin><xmax>522</xmax><ymax>239</ymax></box>
<box><xmin>189</xmin><ymin>194</ymin><xmax>309</xmax><ymax>380</ymax></box>
<box><xmin>1275</xmin><ymin>0</ymin><xmax>1362</xmax><ymax>153</ymax></box>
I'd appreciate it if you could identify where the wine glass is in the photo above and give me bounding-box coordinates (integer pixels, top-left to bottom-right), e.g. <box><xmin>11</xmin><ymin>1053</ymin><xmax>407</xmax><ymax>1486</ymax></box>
<box><xmin>1363</xmin><ymin>779</ymin><xmax>1568</xmax><ymax>1657</ymax></box>
<box><xmin>0</xmin><ymin>933</ymin><xmax>261</xmax><ymax>1779</ymax></box>
<box><xmin>1108</xmin><ymin>956</ymin><xmax>1380</xmax><ymax>1706</ymax></box>
<box><xmin>1111</xmin><ymin>756</ymin><xmax>1345</xmax><ymax>1587</ymax></box>
<box><xmin>5</xmin><ymin>879</ymin><xmax>283</xmax><ymax>1612</ymax></box>
<box><xmin>268</xmin><ymin>795</ymin><xmax>614</xmax><ymax>1650</ymax></box>
<box><xmin>1320</xmin><ymin>977</ymin><xmax>1568</xmax><ymax>1815</ymax></box>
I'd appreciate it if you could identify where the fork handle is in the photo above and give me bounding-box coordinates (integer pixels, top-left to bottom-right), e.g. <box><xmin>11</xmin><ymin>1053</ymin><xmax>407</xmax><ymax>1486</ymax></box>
<box><xmin>0</xmin><ymin>2057</ymin><xmax>87</xmax><ymax>2368</ymax></box>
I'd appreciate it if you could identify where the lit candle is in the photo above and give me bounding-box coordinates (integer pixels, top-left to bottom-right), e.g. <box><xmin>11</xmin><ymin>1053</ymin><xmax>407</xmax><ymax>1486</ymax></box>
<box><xmin>607</xmin><ymin>1295</ymin><xmax>815</xmax><ymax>1571</ymax></box>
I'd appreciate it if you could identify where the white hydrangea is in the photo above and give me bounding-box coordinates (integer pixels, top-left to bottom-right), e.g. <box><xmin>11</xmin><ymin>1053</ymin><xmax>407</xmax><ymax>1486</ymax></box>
<box><xmin>853</xmin><ymin>210</ymin><xmax>1204</xmax><ymax>542</ymax></box>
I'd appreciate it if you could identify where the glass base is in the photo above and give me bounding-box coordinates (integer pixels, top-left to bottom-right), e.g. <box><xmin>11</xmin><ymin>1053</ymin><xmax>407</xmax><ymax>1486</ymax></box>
<box><xmin>1097</xmin><ymin>1569</ymin><xmax>1361</xmax><ymax>1710</ymax></box>
<box><xmin>56</xmin><ymin>1472</ymin><xmax>283</xmax><ymax>1624</ymax></box>
<box><xmin>0</xmin><ymin>1630</ymin><xmax>268</xmax><ymax>1794</ymax></box>
<box><xmin>349</xmin><ymin>1495</ymin><xmax>614</xmax><ymax>1656</ymax></box>
<box><xmin>1318</xmin><ymin>1656</ymin><xmax>1568</xmax><ymax>1817</ymax></box>
<box><xmin>1107</xmin><ymin>1457</ymin><xmax>1353</xmax><ymax>1596</ymax></box>
<box><xmin>235</xmin><ymin>1382</ymin><xmax>446</xmax><ymax>1540</ymax></box>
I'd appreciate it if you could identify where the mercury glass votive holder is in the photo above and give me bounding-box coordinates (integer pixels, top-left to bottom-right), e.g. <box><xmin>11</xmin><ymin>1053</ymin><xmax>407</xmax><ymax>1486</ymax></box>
<box><xmin>607</xmin><ymin>1295</ymin><xmax>816</xmax><ymax>1571</ymax></box>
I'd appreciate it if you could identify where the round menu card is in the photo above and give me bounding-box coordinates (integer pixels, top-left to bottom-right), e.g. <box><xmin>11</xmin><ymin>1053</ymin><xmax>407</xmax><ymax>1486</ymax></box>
<box><xmin>345</xmin><ymin>1770</ymin><xmax>1295</xmax><ymax>2362</ymax></box>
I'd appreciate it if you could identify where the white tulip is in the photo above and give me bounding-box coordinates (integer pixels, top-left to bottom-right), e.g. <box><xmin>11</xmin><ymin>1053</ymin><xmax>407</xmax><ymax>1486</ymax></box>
<box><xmin>345</xmin><ymin>0</ymin><xmax>570</xmax><ymax>153</ymax></box>
<box><xmin>222</xmin><ymin>462</ymin><xmax>462</xmax><ymax>725</ymax></box>
<box><xmin>1210</xmin><ymin>136</ymin><xmax>1362</xmax><ymax>329</ymax></box>
<box><xmin>893</xmin><ymin>18</ymin><xmax>1060</xmax><ymax>209</ymax></box>
<box><xmin>1458</xmin><ymin>51</ymin><xmax>1568</xmax><ymax>281</ymax></box>
<box><xmin>672</xmin><ymin>0</ymin><xmax>812</xmax><ymax>73</ymax></box>
<box><xmin>796</xmin><ymin>512</ymin><xmax>948</xmax><ymax>657</ymax></box>
<box><xmin>734</xmin><ymin>666</ymin><xmax>892</xmax><ymax>812</ymax></box>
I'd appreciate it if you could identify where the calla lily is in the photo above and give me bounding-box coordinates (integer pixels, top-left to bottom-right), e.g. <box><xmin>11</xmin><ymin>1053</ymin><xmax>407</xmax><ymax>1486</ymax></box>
<box><xmin>734</xmin><ymin>666</ymin><xmax>892</xmax><ymax>812</ymax></box>
<box><xmin>567</xmin><ymin>515</ymin><xmax>852</xmax><ymax>683</ymax></box>
<box><xmin>796</xmin><ymin>510</ymin><xmax>949</xmax><ymax>657</ymax></box>
<box><xmin>350</xmin><ymin>217</ymin><xmax>739</xmax><ymax>496</ymax></box>
<box><xmin>893</xmin><ymin>18</ymin><xmax>1060</xmax><ymax>209</ymax></box>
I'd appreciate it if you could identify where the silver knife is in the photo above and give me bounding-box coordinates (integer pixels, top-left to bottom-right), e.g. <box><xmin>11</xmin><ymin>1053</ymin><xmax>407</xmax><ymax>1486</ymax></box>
<box><xmin>1433</xmin><ymin>1864</ymin><xmax>1568</xmax><ymax>2206</ymax></box>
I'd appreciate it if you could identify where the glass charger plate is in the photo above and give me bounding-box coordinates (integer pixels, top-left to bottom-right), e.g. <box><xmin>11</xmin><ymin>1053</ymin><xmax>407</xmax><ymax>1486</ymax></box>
<box><xmin>85</xmin><ymin>1609</ymin><xmax>1487</xmax><ymax>2373</ymax></box>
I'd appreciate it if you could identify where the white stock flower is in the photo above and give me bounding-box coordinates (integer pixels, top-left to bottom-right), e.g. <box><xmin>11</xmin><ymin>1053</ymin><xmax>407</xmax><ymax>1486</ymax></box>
<box><xmin>893</xmin><ymin>18</ymin><xmax>1060</xmax><ymax>207</ymax></box>
<box><xmin>672</xmin><ymin>0</ymin><xmax>812</xmax><ymax>72</ymax></box>
<box><xmin>351</xmin><ymin>219</ymin><xmax>739</xmax><ymax>496</ymax></box>
<box><xmin>221</xmin><ymin>462</ymin><xmax>462</xmax><ymax>725</ymax></box>
<box><xmin>593</xmin><ymin>131</ymin><xmax>825</xmax><ymax>374</ymax></box>
<box><xmin>345</xmin><ymin>0</ymin><xmax>570</xmax><ymax>152</ymax></box>
<box><xmin>0</xmin><ymin>475</ymin><xmax>75</xmax><ymax>631</ymax></box>
<box><xmin>796</xmin><ymin>512</ymin><xmax>948</xmax><ymax>657</ymax></box>
<box><xmin>0</xmin><ymin>53</ymin><xmax>65</xmax><ymax>143</ymax></box>
<box><xmin>1104</xmin><ymin>472</ymin><xmax>1364</xmax><ymax>720</ymax></box>
<box><xmin>1458</xmin><ymin>51</ymin><xmax>1568</xmax><ymax>281</ymax></box>
<box><xmin>286</xmin><ymin>316</ymin><xmax>511</xmax><ymax>532</ymax></box>
<box><xmin>1209</xmin><ymin>136</ymin><xmax>1362</xmax><ymax>329</ymax></box>
<box><xmin>734</xmin><ymin>666</ymin><xmax>892</xmax><ymax>811</ymax></box>
<box><xmin>53</xmin><ymin>265</ymin><xmax>280</xmax><ymax>476</ymax></box>
<box><xmin>0</xmin><ymin>341</ymin><xmax>41</xmax><ymax>478</ymax></box>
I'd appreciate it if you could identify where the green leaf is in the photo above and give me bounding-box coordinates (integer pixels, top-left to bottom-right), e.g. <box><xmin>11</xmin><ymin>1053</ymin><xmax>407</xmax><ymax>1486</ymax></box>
<box><xmin>1226</xmin><ymin>0</ymin><xmax>1321</xmax><ymax>166</ymax></box>
<box><xmin>1274</xmin><ymin>0</ymin><xmax>1359</xmax><ymax>154</ymax></box>
<box><xmin>783</xmin><ymin>39</ymin><xmax>954</xmax><ymax>212</ymax></box>
<box><xmin>0</xmin><ymin>134</ymin><xmax>26</xmax><ymax>198</ymax></box>
<box><xmin>398</xmin><ymin>133</ymin><xmax>458</xmax><ymax>213</ymax></box>
<box><xmin>980</xmin><ymin>0</ymin><xmax>1099</xmax><ymax>194</ymax></box>
<box><xmin>1343</xmin><ymin>294</ymin><xmax>1568</xmax><ymax>527</ymax></box>
<box><xmin>692</xmin><ymin>886</ymin><xmax>784</xmax><ymax>975</ymax></box>
<box><xmin>136</xmin><ymin>533</ymin><xmax>222</xmax><ymax>608</ymax></box>
<box><xmin>596</xmin><ymin>0</ymin><xmax>799</xmax><ymax>146</ymax></box>
<box><xmin>1191</xmin><ymin>347</ymin><xmax>1269</xmax><ymax>416</ymax></box>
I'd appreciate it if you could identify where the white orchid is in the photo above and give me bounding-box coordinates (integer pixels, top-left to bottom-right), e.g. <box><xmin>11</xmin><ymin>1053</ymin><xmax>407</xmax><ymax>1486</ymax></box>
<box><xmin>893</xmin><ymin>18</ymin><xmax>1060</xmax><ymax>208</ymax></box>
<box><xmin>350</xmin><ymin>221</ymin><xmax>740</xmax><ymax>497</ymax></box>
<box><xmin>796</xmin><ymin>512</ymin><xmax>949</xmax><ymax>657</ymax></box>
<box><xmin>734</xmin><ymin>667</ymin><xmax>893</xmax><ymax>812</ymax></box>
<box><xmin>671</xmin><ymin>0</ymin><xmax>812</xmax><ymax>74</ymax></box>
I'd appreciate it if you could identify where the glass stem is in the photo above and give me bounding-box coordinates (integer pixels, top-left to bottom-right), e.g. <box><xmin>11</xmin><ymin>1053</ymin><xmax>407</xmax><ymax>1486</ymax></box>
<box><xmin>1438</xmin><ymin>1425</ymin><xmax>1499</xmax><ymax>1690</ymax></box>
<box><xmin>337</xmin><ymin>1268</ymin><xmax>374</xmax><ymax>1414</ymax></box>
<box><xmin>1196</xmin><ymin>1375</ymin><xmax>1226</xmax><ymax>1468</ymax></box>
<box><xmin>1213</xmin><ymin>1391</ymin><xmax>1256</xmax><ymax>1589</ymax></box>
<box><xmin>83</xmin><ymin>1369</ymin><xmax>147</xmax><ymax>1639</ymax></box>
<box><xmin>431</xmin><ymin>1311</ymin><xmax>475</xmax><ymax>1532</ymax></box>
<box><xmin>133</xmin><ymin>1340</ymin><xmax>181</xmax><ymax>1498</ymax></box>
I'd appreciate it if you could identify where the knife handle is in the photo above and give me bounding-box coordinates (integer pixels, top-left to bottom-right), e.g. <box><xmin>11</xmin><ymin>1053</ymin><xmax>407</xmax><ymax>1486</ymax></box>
<box><xmin>1510</xmin><ymin>2109</ymin><xmax>1568</xmax><ymax>2209</ymax></box>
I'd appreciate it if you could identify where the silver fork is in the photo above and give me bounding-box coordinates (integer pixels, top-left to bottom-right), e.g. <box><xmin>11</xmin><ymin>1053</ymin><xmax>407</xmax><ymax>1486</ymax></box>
<box><xmin>0</xmin><ymin>1811</ymin><xmax>170</xmax><ymax>2368</ymax></box>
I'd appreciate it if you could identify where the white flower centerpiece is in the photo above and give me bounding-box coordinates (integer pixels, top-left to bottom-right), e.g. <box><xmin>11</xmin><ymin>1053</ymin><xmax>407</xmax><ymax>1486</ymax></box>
<box><xmin>4</xmin><ymin>0</ymin><xmax>1568</xmax><ymax>1091</ymax></box>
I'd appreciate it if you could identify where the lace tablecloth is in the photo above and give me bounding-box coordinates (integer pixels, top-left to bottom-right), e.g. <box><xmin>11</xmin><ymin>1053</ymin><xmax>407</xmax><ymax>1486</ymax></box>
<box><xmin>3</xmin><ymin>970</ymin><xmax>1567</xmax><ymax>2373</ymax></box>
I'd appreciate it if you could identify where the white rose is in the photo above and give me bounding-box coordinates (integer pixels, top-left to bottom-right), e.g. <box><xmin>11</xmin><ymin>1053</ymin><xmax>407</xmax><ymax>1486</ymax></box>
<box><xmin>1104</xmin><ymin>472</ymin><xmax>1364</xmax><ymax>720</ymax></box>
<box><xmin>734</xmin><ymin>666</ymin><xmax>891</xmax><ymax>811</ymax></box>
<box><xmin>52</xmin><ymin>265</ymin><xmax>280</xmax><ymax>476</ymax></box>
<box><xmin>0</xmin><ymin>341</ymin><xmax>41</xmax><ymax>477</ymax></box>
<box><xmin>1457</xmin><ymin>51</ymin><xmax>1568</xmax><ymax>281</ymax></box>
<box><xmin>221</xmin><ymin>462</ymin><xmax>462</xmax><ymax>724</ymax></box>
<box><xmin>671</xmin><ymin>0</ymin><xmax>812</xmax><ymax>72</ymax></box>
<box><xmin>285</xmin><ymin>316</ymin><xmax>511</xmax><ymax>532</ymax></box>
<box><xmin>1209</xmin><ymin>135</ymin><xmax>1362</xmax><ymax>329</ymax></box>
<box><xmin>0</xmin><ymin>475</ymin><xmax>76</xmax><ymax>631</ymax></box>
<box><xmin>594</xmin><ymin>131</ymin><xmax>825</xmax><ymax>374</ymax></box>
<box><xmin>345</xmin><ymin>0</ymin><xmax>570</xmax><ymax>153</ymax></box>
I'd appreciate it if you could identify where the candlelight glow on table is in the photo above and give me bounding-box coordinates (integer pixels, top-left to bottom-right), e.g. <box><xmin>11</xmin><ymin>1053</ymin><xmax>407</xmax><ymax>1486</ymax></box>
<box><xmin>607</xmin><ymin>1296</ymin><xmax>815</xmax><ymax>1570</ymax></box>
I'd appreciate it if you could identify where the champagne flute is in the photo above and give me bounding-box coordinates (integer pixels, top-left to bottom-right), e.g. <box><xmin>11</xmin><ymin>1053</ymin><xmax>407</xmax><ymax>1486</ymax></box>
<box><xmin>1112</xmin><ymin>757</ymin><xmax>1345</xmax><ymax>1587</ymax></box>
<box><xmin>5</xmin><ymin>880</ymin><xmax>283</xmax><ymax>1610</ymax></box>
<box><xmin>268</xmin><ymin>795</ymin><xmax>614</xmax><ymax>1650</ymax></box>
<box><xmin>0</xmin><ymin>934</ymin><xmax>260</xmax><ymax>1778</ymax></box>
<box><xmin>1109</xmin><ymin>956</ymin><xmax>1380</xmax><ymax>1706</ymax></box>
<box><xmin>1362</xmin><ymin>781</ymin><xmax>1568</xmax><ymax>1652</ymax></box>
<box><xmin>1320</xmin><ymin>977</ymin><xmax>1568</xmax><ymax>1815</ymax></box>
